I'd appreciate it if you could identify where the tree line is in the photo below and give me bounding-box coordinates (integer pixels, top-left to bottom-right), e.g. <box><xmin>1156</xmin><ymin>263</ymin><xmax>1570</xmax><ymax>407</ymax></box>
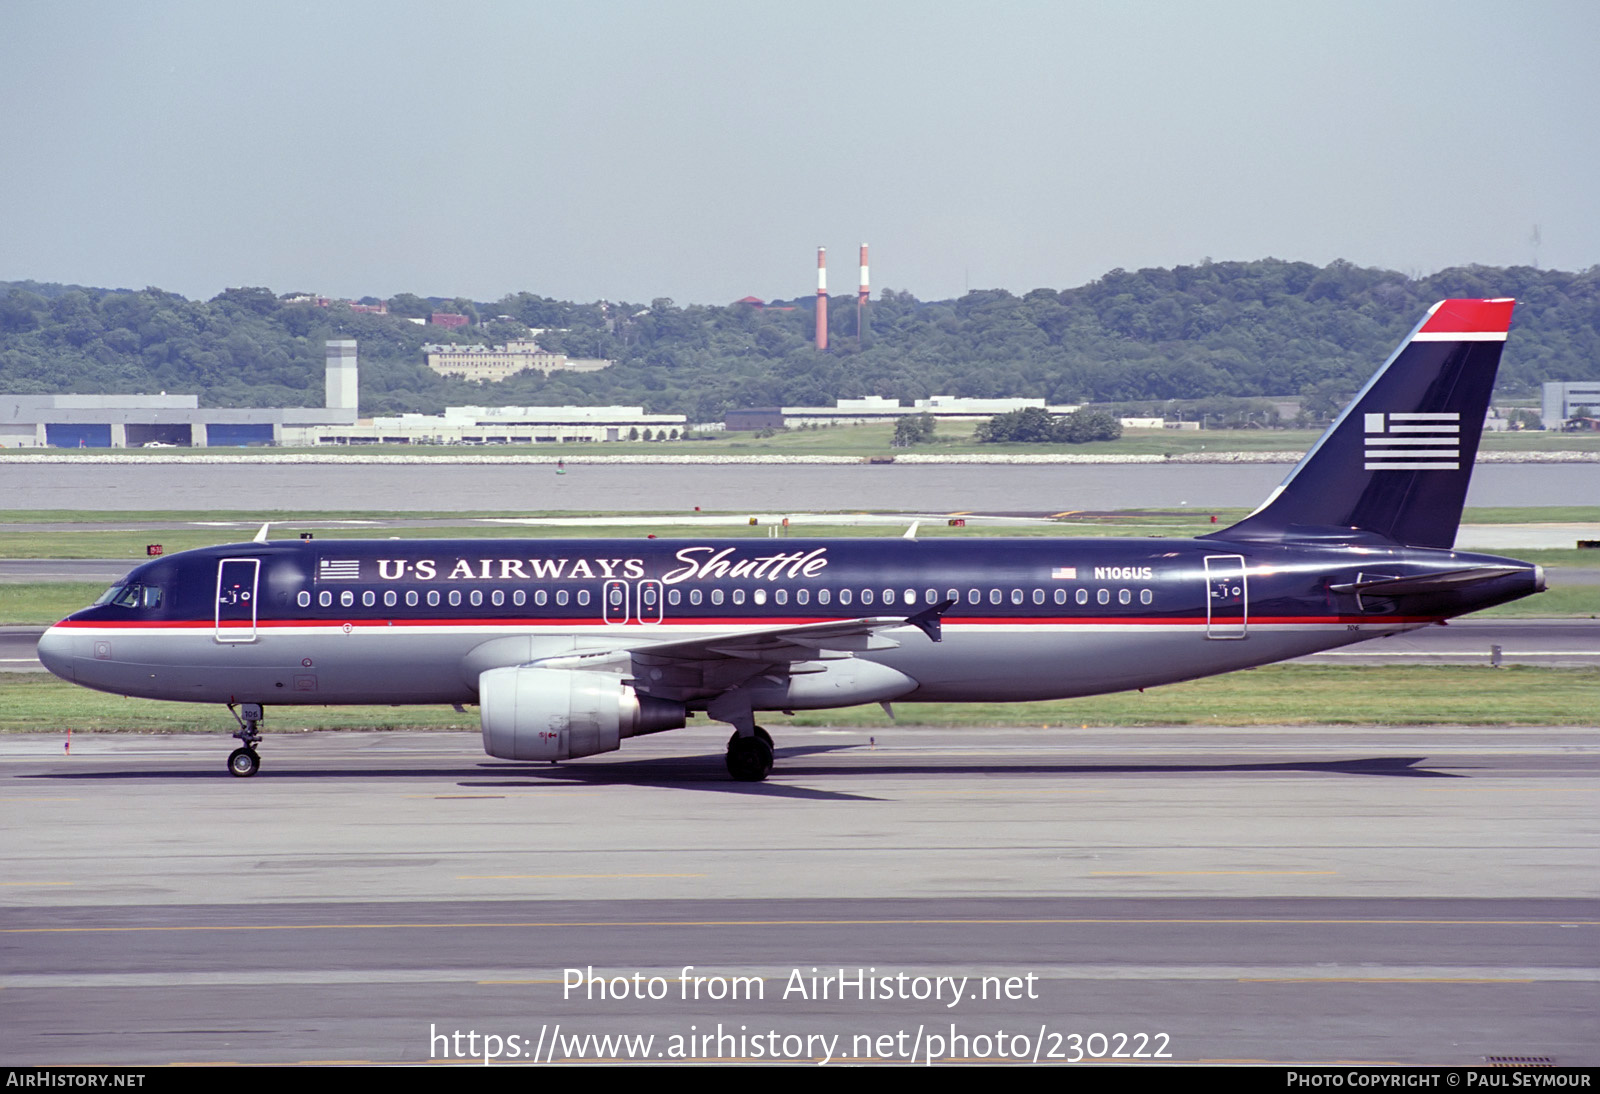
<box><xmin>1</xmin><ymin>259</ymin><xmax>1594</xmax><ymax>422</ymax></box>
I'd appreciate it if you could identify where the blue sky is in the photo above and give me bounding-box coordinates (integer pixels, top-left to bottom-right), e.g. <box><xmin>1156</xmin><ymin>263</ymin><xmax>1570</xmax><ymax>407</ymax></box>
<box><xmin>3</xmin><ymin>0</ymin><xmax>1594</xmax><ymax>304</ymax></box>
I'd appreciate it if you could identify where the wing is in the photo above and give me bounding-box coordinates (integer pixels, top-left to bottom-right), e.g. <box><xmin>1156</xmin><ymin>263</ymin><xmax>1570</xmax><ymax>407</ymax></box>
<box><xmin>529</xmin><ymin>600</ymin><xmax>954</xmax><ymax>704</ymax></box>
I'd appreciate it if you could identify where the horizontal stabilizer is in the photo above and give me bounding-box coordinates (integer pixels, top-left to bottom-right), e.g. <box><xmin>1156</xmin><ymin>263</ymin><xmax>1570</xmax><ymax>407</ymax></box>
<box><xmin>1328</xmin><ymin>566</ymin><xmax>1525</xmax><ymax>596</ymax></box>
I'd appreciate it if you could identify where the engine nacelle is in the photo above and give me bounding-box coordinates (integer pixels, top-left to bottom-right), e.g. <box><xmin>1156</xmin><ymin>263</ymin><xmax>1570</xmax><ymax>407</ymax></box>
<box><xmin>479</xmin><ymin>666</ymin><xmax>685</xmax><ymax>761</ymax></box>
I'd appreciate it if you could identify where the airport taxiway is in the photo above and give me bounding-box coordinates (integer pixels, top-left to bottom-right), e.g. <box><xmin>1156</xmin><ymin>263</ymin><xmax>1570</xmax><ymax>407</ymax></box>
<box><xmin>1</xmin><ymin>726</ymin><xmax>1595</xmax><ymax>1066</ymax></box>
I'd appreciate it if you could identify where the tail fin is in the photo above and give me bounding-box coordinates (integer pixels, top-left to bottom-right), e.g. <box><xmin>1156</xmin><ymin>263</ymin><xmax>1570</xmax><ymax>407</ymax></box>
<box><xmin>1214</xmin><ymin>298</ymin><xmax>1514</xmax><ymax>549</ymax></box>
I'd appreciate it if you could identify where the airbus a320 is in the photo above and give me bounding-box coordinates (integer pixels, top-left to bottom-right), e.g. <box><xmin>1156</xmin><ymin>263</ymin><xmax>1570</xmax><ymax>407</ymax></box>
<box><xmin>36</xmin><ymin>299</ymin><xmax>1542</xmax><ymax>781</ymax></box>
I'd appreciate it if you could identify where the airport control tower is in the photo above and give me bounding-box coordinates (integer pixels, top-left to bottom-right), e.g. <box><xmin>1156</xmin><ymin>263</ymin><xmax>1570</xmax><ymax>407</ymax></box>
<box><xmin>325</xmin><ymin>340</ymin><xmax>358</xmax><ymax>413</ymax></box>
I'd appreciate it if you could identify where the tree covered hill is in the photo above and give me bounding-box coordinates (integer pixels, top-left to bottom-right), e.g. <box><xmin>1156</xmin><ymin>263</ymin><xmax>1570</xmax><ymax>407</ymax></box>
<box><xmin>1</xmin><ymin>260</ymin><xmax>1594</xmax><ymax>421</ymax></box>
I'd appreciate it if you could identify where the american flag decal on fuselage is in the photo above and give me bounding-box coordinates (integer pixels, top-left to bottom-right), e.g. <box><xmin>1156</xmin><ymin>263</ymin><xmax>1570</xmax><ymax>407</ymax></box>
<box><xmin>318</xmin><ymin>559</ymin><xmax>361</xmax><ymax>581</ymax></box>
<box><xmin>1363</xmin><ymin>412</ymin><xmax>1460</xmax><ymax>471</ymax></box>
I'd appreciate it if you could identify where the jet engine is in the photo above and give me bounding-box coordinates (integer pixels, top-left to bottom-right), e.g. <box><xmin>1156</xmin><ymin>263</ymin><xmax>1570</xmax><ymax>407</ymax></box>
<box><xmin>479</xmin><ymin>666</ymin><xmax>685</xmax><ymax>761</ymax></box>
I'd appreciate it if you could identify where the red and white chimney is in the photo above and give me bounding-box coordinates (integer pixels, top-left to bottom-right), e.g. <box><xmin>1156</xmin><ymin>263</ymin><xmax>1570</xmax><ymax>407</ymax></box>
<box><xmin>815</xmin><ymin>246</ymin><xmax>828</xmax><ymax>350</ymax></box>
<box><xmin>857</xmin><ymin>243</ymin><xmax>869</xmax><ymax>340</ymax></box>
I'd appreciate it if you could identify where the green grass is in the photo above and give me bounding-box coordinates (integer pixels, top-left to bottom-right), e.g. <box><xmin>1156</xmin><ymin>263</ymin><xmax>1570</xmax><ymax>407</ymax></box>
<box><xmin>791</xmin><ymin>665</ymin><xmax>1600</xmax><ymax>727</ymax></box>
<box><xmin>3</xmin><ymin>665</ymin><xmax>1592</xmax><ymax>733</ymax></box>
<box><xmin>0</xmin><ymin>519</ymin><xmax>1265</xmax><ymax>560</ymax></box>
<box><xmin>1458</xmin><ymin>586</ymin><xmax>1598</xmax><ymax>618</ymax></box>
<box><xmin>0</xmin><ymin>583</ymin><xmax>106</xmax><ymax>624</ymax></box>
<box><xmin>0</xmin><ymin>675</ymin><xmax>475</xmax><ymax>733</ymax></box>
<box><xmin>1459</xmin><ymin>508</ymin><xmax>1600</xmax><ymax>526</ymax></box>
<box><xmin>1508</xmin><ymin>549</ymin><xmax>1600</xmax><ymax>568</ymax></box>
<box><xmin>1</xmin><ymin>506</ymin><xmax>1595</xmax><ymax>564</ymax></box>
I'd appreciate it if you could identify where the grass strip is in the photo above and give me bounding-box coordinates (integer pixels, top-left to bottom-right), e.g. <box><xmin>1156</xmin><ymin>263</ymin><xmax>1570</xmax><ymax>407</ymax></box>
<box><xmin>2</xmin><ymin>665</ymin><xmax>1593</xmax><ymax>734</ymax></box>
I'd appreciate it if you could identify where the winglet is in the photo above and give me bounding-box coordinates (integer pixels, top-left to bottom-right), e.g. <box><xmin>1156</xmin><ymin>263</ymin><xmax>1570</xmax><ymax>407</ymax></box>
<box><xmin>903</xmin><ymin>598</ymin><xmax>956</xmax><ymax>642</ymax></box>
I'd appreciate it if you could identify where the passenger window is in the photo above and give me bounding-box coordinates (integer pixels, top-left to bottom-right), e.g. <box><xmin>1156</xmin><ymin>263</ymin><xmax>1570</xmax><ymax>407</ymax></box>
<box><xmin>689</xmin><ymin>589</ymin><xmax>702</xmax><ymax>606</ymax></box>
<box><xmin>1119</xmin><ymin>589</ymin><xmax>1131</xmax><ymax>605</ymax></box>
<box><xmin>297</xmin><ymin>591</ymin><xmax>311</xmax><ymax>608</ymax></box>
<box><xmin>967</xmin><ymin>589</ymin><xmax>980</xmax><ymax>605</ymax></box>
<box><xmin>534</xmin><ymin>589</ymin><xmax>547</xmax><ymax>606</ymax></box>
<box><xmin>668</xmin><ymin>589</ymin><xmax>681</xmax><ymax>606</ymax></box>
<box><xmin>882</xmin><ymin>589</ymin><xmax>894</xmax><ymax>606</ymax></box>
<box><xmin>797</xmin><ymin>588</ymin><xmax>810</xmax><ymax>605</ymax></box>
<box><xmin>989</xmin><ymin>589</ymin><xmax>1002</xmax><ymax>606</ymax></box>
<box><xmin>817</xmin><ymin>589</ymin><xmax>830</xmax><ymax>605</ymax></box>
<box><xmin>1140</xmin><ymin>589</ymin><xmax>1153</xmax><ymax>605</ymax></box>
<box><xmin>427</xmin><ymin>590</ymin><xmax>440</xmax><ymax>607</ymax></box>
<box><xmin>577</xmin><ymin>590</ymin><xmax>590</xmax><ymax>606</ymax></box>
<box><xmin>1011</xmin><ymin>589</ymin><xmax>1023</xmax><ymax>606</ymax></box>
<box><xmin>556</xmin><ymin>590</ymin><xmax>569</xmax><ymax>606</ymax></box>
<box><xmin>609</xmin><ymin>586</ymin><xmax>624</xmax><ymax>606</ymax></box>
<box><xmin>732</xmin><ymin>589</ymin><xmax>746</xmax><ymax>605</ymax></box>
<box><xmin>341</xmin><ymin>591</ymin><xmax>354</xmax><ymax>607</ymax></box>
<box><xmin>1097</xmin><ymin>589</ymin><xmax>1110</xmax><ymax>605</ymax></box>
<box><xmin>448</xmin><ymin>590</ymin><xmax>461</xmax><ymax>607</ymax></box>
<box><xmin>470</xmin><ymin>590</ymin><xmax>483</xmax><ymax>607</ymax></box>
<box><xmin>773</xmin><ymin>588</ymin><xmax>786</xmax><ymax>605</ymax></box>
<box><xmin>1075</xmin><ymin>589</ymin><xmax>1088</xmax><ymax>605</ymax></box>
<box><xmin>362</xmin><ymin>590</ymin><xmax>375</xmax><ymax>607</ymax></box>
<box><xmin>711</xmin><ymin>589</ymin><xmax>724</xmax><ymax>605</ymax></box>
<box><xmin>840</xmin><ymin>589</ymin><xmax>853</xmax><ymax>605</ymax></box>
<box><xmin>1055</xmin><ymin>589</ymin><xmax>1067</xmax><ymax>605</ymax></box>
<box><xmin>406</xmin><ymin>590</ymin><xmax>418</xmax><ymax>607</ymax></box>
<box><xmin>512</xmin><ymin>590</ymin><xmax>524</xmax><ymax>606</ymax></box>
<box><xmin>384</xmin><ymin>590</ymin><xmax>397</xmax><ymax>608</ymax></box>
<box><xmin>753</xmin><ymin>589</ymin><xmax>767</xmax><ymax>605</ymax></box>
<box><xmin>1033</xmin><ymin>589</ymin><xmax>1045</xmax><ymax>605</ymax></box>
<box><xmin>860</xmin><ymin>589</ymin><xmax>873</xmax><ymax>605</ymax></box>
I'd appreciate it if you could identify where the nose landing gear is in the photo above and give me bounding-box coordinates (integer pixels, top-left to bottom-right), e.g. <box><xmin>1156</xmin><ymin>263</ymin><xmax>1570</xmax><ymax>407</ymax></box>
<box><xmin>226</xmin><ymin>701</ymin><xmax>263</xmax><ymax>778</ymax></box>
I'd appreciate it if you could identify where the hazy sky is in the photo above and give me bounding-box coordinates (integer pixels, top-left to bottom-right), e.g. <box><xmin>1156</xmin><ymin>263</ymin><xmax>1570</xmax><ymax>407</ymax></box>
<box><xmin>3</xmin><ymin>0</ymin><xmax>1595</xmax><ymax>305</ymax></box>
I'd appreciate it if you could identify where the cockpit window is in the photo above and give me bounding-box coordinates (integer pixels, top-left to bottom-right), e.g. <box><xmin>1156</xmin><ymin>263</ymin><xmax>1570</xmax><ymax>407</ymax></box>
<box><xmin>95</xmin><ymin>584</ymin><xmax>161</xmax><ymax>610</ymax></box>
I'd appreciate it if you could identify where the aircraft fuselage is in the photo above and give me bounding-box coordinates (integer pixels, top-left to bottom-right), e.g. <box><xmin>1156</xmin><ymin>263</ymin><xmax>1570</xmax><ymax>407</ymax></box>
<box><xmin>38</xmin><ymin>534</ymin><xmax>1541</xmax><ymax>708</ymax></box>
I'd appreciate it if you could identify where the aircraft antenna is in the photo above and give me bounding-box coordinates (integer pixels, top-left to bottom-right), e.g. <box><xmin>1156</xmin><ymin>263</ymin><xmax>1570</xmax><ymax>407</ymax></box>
<box><xmin>253</xmin><ymin>522</ymin><xmax>271</xmax><ymax>543</ymax></box>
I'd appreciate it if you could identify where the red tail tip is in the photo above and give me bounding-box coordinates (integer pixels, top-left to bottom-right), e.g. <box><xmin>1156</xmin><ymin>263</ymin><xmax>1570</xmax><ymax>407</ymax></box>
<box><xmin>1419</xmin><ymin>298</ymin><xmax>1515</xmax><ymax>335</ymax></box>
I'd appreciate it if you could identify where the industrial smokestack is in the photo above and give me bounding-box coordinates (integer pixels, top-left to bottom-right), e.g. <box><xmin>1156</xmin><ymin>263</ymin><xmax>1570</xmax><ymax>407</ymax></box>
<box><xmin>857</xmin><ymin>242</ymin><xmax>869</xmax><ymax>343</ymax></box>
<box><xmin>815</xmin><ymin>246</ymin><xmax>828</xmax><ymax>351</ymax></box>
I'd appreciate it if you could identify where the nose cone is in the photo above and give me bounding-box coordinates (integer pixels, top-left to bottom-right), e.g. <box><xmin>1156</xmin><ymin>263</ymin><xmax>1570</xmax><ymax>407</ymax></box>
<box><xmin>35</xmin><ymin>625</ymin><xmax>74</xmax><ymax>682</ymax></box>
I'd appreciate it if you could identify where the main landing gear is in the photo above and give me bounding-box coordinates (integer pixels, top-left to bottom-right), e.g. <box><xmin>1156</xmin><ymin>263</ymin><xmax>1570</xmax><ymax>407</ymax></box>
<box><xmin>725</xmin><ymin>726</ymin><xmax>774</xmax><ymax>782</ymax></box>
<box><xmin>226</xmin><ymin>702</ymin><xmax>263</xmax><ymax>778</ymax></box>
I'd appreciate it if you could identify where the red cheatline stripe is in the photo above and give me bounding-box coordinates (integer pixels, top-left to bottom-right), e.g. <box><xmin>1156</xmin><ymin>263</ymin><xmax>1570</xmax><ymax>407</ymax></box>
<box><xmin>1418</xmin><ymin>298</ymin><xmax>1514</xmax><ymax>335</ymax></box>
<box><xmin>51</xmin><ymin>614</ymin><xmax>1438</xmax><ymax>631</ymax></box>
